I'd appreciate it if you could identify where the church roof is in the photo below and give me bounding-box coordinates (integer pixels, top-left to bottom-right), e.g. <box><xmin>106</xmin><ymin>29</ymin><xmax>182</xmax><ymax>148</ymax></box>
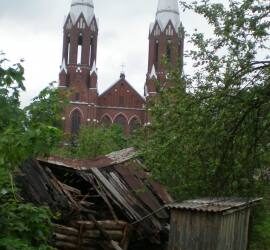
<box><xmin>99</xmin><ymin>75</ymin><xmax>145</xmax><ymax>103</ymax></box>
<box><xmin>151</xmin><ymin>0</ymin><xmax>180</xmax><ymax>32</ymax></box>
<box><xmin>69</xmin><ymin>0</ymin><xmax>95</xmax><ymax>25</ymax></box>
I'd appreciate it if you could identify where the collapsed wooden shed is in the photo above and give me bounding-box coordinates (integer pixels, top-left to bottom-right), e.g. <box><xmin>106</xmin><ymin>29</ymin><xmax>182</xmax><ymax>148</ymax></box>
<box><xmin>17</xmin><ymin>148</ymin><xmax>172</xmax><ymax>250</ymax></box>
<box><xmin>167</xmin><ymin>198</ymin><xmax>261</xmax><ymax>250</ymax></box>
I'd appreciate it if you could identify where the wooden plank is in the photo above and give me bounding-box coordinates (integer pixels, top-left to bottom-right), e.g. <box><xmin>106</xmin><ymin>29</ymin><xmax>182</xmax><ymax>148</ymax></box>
<box><xmin>54</xmin><ymin>241</ymin><xmax>77</xmax><ymax>249</ymax></box>
<box><xmin>76</xmin><ymin>220</ymin><xmax>127</xmax><ymax>230</ymax></box>
<box><xmin>61</xmin><ymin>182</ymin><xmax>81</xmax><ymax>195</ymax></box>
<box><xmin>53</xmin><ymin>224</ymin><xmax>79</xmax><ymax>236</ymax></box>
<box><xmin>113</xmin><ymin>166</ymin><xmax>165</xmax><ymax>217</ymax></box>
<box><xmin>120</xmin><ymin>224</ymin><xmax>133</xmax><ymax>250</ymax></box>
<box><xmin>89</xmin><ymin>174</ymin><xmax>118</xmax><ymax>220</ymax></box>
<box><xmin>90</xmin><ymin>168</ymin><xmax>141</xmax><ymax>220</ymax></box>
<box><xmin>82</xmin><ymin>230</ymin><xmax>123</xmax><ymax>241</ymax></box>
<box><xmin>86</xmin><ymin>214</ymin><xmax>124</xmax><ymax>250</ymax></box>
<box><xmin>53</xmin><ymin>233</ymin><xmax>78</xmax><ymax>243</ymax></box>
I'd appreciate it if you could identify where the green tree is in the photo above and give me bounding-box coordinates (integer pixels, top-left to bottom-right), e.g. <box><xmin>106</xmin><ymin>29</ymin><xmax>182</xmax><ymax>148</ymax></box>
<box><xmin>54</xmin><ymin>125</ymin><xmax>127</xmax><ymax>159</ymax></box>
<box><xmin>0</xmin><ymin>54</ymin><xmax>66</xmax><ymax>249</ymax></box>
<box><xmin>25</xmin><ymin>82</ymin><xmax>67</xmax><ymax>128</ymax></box>
<box><xmin>76</xmin><ymin>125</ymin><xmax>127</xmax><ymax>158</ymax></box>
<box><xmin>140</xmin><ymin>1</ymin><xmax>269</xmax><ymax>248</ymax></box>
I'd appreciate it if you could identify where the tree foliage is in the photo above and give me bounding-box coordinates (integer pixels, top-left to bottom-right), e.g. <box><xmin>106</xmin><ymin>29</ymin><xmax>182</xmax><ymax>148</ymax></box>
<box><xmin>55</xmin><ymin>125</ymin><xmax>128</xmax><ymax>159</ymax></box>
<box><xmin>0</xmin><ymin>54</ymin><xmax>66</xmax><ymax>249</ymax></box>
<box><xmin>140</xmin><ymin>1</ymin><xmax>269</xmax><ymax>247</ymax></box>
<box><xmin>143</xmin><ymin>0</ymin><xmax>270</xmax><ymax>197</ymax></box>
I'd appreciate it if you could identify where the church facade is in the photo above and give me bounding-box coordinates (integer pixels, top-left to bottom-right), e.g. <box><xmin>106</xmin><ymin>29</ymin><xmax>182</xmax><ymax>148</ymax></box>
<box><xmin>59</xmin><ymin>0</ymin><xmax>184</xmax><ymax>134</ymax></box>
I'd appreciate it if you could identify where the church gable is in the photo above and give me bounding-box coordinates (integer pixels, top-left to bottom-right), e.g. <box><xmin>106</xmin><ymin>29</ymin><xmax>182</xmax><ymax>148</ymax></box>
<box><xmin>164</xmin><ymin>20</ymin><xmax>177</xmax><ymax>36</ymax></box>
<box><xmin>89</xmin><ymin>17</ymin><xmax>98</xmax><ymax>32</ymax></box>
<box><xmin>150</xmin><ymin>22</ymin><xmax>161</xmax><ymax>36</ymax></box>
<box><xmin>98</xmin><ymin>77</ymin><xmax>145</xmax><ymax>109</ymax></box>
<box><xmin>64</xmin><ymin>15</ymin><xmax>73</xmax><ymax>30</ymax></box>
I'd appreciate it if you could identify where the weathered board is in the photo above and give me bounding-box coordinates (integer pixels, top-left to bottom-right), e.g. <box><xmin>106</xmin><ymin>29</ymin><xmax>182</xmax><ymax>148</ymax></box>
<box><xmin>167</xmin><ymin>198</ymin><xmax>261</xmax><ymax>250</ymax></box>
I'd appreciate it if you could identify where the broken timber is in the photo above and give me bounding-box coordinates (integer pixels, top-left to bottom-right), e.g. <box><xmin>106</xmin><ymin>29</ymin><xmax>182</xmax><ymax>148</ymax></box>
<box><xmin>17</xmin><ymin>148</ymin><xmax>172</xmax><ymax>250</ymax></box>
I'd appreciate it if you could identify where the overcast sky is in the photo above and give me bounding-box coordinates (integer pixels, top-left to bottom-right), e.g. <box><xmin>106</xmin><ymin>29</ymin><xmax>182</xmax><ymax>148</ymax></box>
<box><xmin>0</xmin><ymin>0</ymin><xmax>213</xmax><ymax>106</ymax></box>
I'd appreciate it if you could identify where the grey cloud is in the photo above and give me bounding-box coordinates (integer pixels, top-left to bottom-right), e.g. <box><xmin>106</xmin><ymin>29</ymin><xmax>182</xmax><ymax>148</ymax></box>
<box><xmin>0</xmin><ymin>0</ymin><xmax>156</xmax><ymax>27</ymax></box>
<box><xmin>0</xmin><ymin>0</ymin><xmax>68</xmax><ymax>30</ymax></box>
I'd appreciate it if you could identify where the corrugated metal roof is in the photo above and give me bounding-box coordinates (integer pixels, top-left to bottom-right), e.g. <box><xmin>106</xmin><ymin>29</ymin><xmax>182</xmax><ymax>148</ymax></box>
<box><xmin>40</xmin><ymin>148</ymin><xmax>137</xmax><ymax>171</ymax></box>
<box><xmin>167</xmin><ymin>198</ymin><xmax>262</xmax><ymax>213</ymax></box>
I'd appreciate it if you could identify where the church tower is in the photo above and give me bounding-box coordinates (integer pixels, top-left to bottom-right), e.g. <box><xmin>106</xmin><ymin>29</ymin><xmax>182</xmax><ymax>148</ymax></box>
<box><xmin>145</xmin><ymin>0</ymin><xmax>184</xmax><ymax>98</ymax></box>
<box><xmin>59</xmin><ymin>0</ymin><xmax>99</xmax><ymax>134</ymax></box>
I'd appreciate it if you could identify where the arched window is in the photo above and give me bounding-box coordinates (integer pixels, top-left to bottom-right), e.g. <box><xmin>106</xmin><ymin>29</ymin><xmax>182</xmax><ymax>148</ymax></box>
<box><xmin>154</xmin><ymin>26</ymin><xmax>160</xmax><ymax>36</ymax></box>
<box><xmin>90</xmin><ymin>22</ymin><xmax>96</xmax><ymax>32</ymax></box>
<box><xmin>101</xmin><ymin>115</ymin><xmax>112</xmax><ymax>127</ymax></box>
<box><xmin>114</xmin><ymin>114</ymin><xmax>127</xmax><ymax>132</ymax></box>
<box><xmin>166</xmin><ymin>41</ymin><xmax>172</xmax><ymax>63</ymax></box>
<box><xmin>166</xmin><ymin>25</ymin><xmax>174</xmax><ymax>36</ymax></box>
<box><xmin>129</xmin><ymin>117</ymin><xmax>141</xmax><ymax>133</ymax></box>
<box><xmin>66</xmin><ymin>19</ymin><xmax>72</xmax><ymax>30</ymax></box>
<box><xmin>89</xmin><ymin>37</ymin><xmax>94</xmax><ymax>66</ymax></box>
<box><xmin>155</xmin><ymin>40</ymin><xmax>159</xmax><ymax>67</ymax></box>
<box><xmin>67</xmin><ymin>35</ymin><xmax>71</xmax><ymax>64</ymax></box>
<box><xmin>71</xmin><ymin>109</ymin><xmax>82</xmax><ymax>134</ymax></box>
<box><xmin>78</xmin><ymin>18</ymin><xmax>85</xmax><ymax>29</ymax></box>
<box><xmin>74</xmin><ymin>93</ymin><xmax>80</xmax><ymax>102</ymax></box>
<box><xmin>119</xmin><ymin>96</ymin><xmax>124</xmax><ymax>106</ymax></box>
<box><xmin>77</xmin><ymin>34</ymin><xmax>83</xmax><ymax>64</ymax></box>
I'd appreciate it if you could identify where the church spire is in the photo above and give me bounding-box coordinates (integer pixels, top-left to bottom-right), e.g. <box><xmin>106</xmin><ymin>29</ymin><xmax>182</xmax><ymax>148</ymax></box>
<box><xmin>155</xmin><ymin>0</ymin><xmax>180</xmax><ymax>31</ymax></box>
<box><xmin>144</xmin><ymin>0</ymin><xmax>184</xmax><ymax>99</ymax></box>
<box><xmin>69</xmin><ymin>0</ymin><xmax>95</xmax><ymax>25</ymax></box>
<box><xmin>60</xmin><ymin>0</ymin><xmax>99</xmax><ymax>92</ymax></box>
<box><xmin>62</xmin><ymin>0</ymin><xmax>98</xmax><ymax>68</ymax></box>
<box><xmin>59</xmin><ymin>0</ymin><xmax>99</xmax><ymax>134</ymax></box>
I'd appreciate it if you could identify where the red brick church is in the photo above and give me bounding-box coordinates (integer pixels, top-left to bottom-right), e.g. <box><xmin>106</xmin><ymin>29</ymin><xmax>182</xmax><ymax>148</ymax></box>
<box><xmin>59</xmin><ymin>0</ymin><xmax>184</xmax><ymax>134</ymax></box>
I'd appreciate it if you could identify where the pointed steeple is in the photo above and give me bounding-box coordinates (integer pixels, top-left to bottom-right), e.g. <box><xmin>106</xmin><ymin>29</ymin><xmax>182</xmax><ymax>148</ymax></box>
<box><xmin>69</xmin><ymin>0</ymin><xmax>95</xmax><ymax>25</ymax></box>
<box><xmin>60</xmin><ymin>59</ymin><xmax>67</xmax><ymax>74</ymax></box>
<box><xmin>149</xmin><ymin>64</ymin><xmax>157</xmax><ymax>79</ymax></box>
<box><xmin>90</xmin><ymin>60</ymin><xmax>97</xmax><ymax>75</ymax></box>
<box><xmin>155</xmin><ymin>0</ymin><xmax>180</xmax><ymax>31</ymax></box>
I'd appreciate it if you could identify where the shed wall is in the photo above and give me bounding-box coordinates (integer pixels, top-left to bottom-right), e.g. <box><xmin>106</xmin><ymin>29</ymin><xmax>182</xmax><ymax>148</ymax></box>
<box><xmin>168</xmin><ymin>208</ymin><xmax>251</xmax><ymax>250</ymax></box>
<box><xmin>217</xmin><ymin>209</ymin><xmax>250</xmax><ymax>250</ymax></box>
<box><xmin>168</xmin><ymin>210</ymin><xmax>220</xmax><ymax>250</ymax></box>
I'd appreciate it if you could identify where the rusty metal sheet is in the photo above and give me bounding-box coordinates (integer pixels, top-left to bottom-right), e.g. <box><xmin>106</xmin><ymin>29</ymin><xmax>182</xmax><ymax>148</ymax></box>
<box><xmin>89</xmin><ymin>167</ymin><xmax>164</xmax><ymax>239</ymax></box>
<box><xmin>149</xmin><ymin>181</ymin><xmax>173</xmax><ymax>204</ymax></box>
<box><xmin>90</xmin><ymin>167</ymin><xmax>142</xmax><ymax>220</ymax></box>
<box><xmin>39</xmin><ymin>148</ymin><xmax>136</xmax><ymax>171</ymax></box>
<box><xmin>112</xmin><ymin>163</ymin><xmax>169</xmax><ymax>219</ymax></box>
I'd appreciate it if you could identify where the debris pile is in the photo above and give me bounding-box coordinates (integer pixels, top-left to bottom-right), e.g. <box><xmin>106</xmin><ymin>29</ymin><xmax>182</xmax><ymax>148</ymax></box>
<box><xmin>17</xmin><ymin>148</ymin><xmax>172</xmax><ymax>250</ymax></box>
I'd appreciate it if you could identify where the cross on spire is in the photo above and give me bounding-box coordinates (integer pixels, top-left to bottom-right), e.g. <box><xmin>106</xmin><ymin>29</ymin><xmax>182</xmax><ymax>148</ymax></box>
<box><xmin>121</xmin><ymin>63</ymin><xmax>126</xmax><ymax>74</ymax></box>
<box><xmin>120</xmin><ymin>63</ymin><xmax>126</xmax><ymax>79</ymax></box>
